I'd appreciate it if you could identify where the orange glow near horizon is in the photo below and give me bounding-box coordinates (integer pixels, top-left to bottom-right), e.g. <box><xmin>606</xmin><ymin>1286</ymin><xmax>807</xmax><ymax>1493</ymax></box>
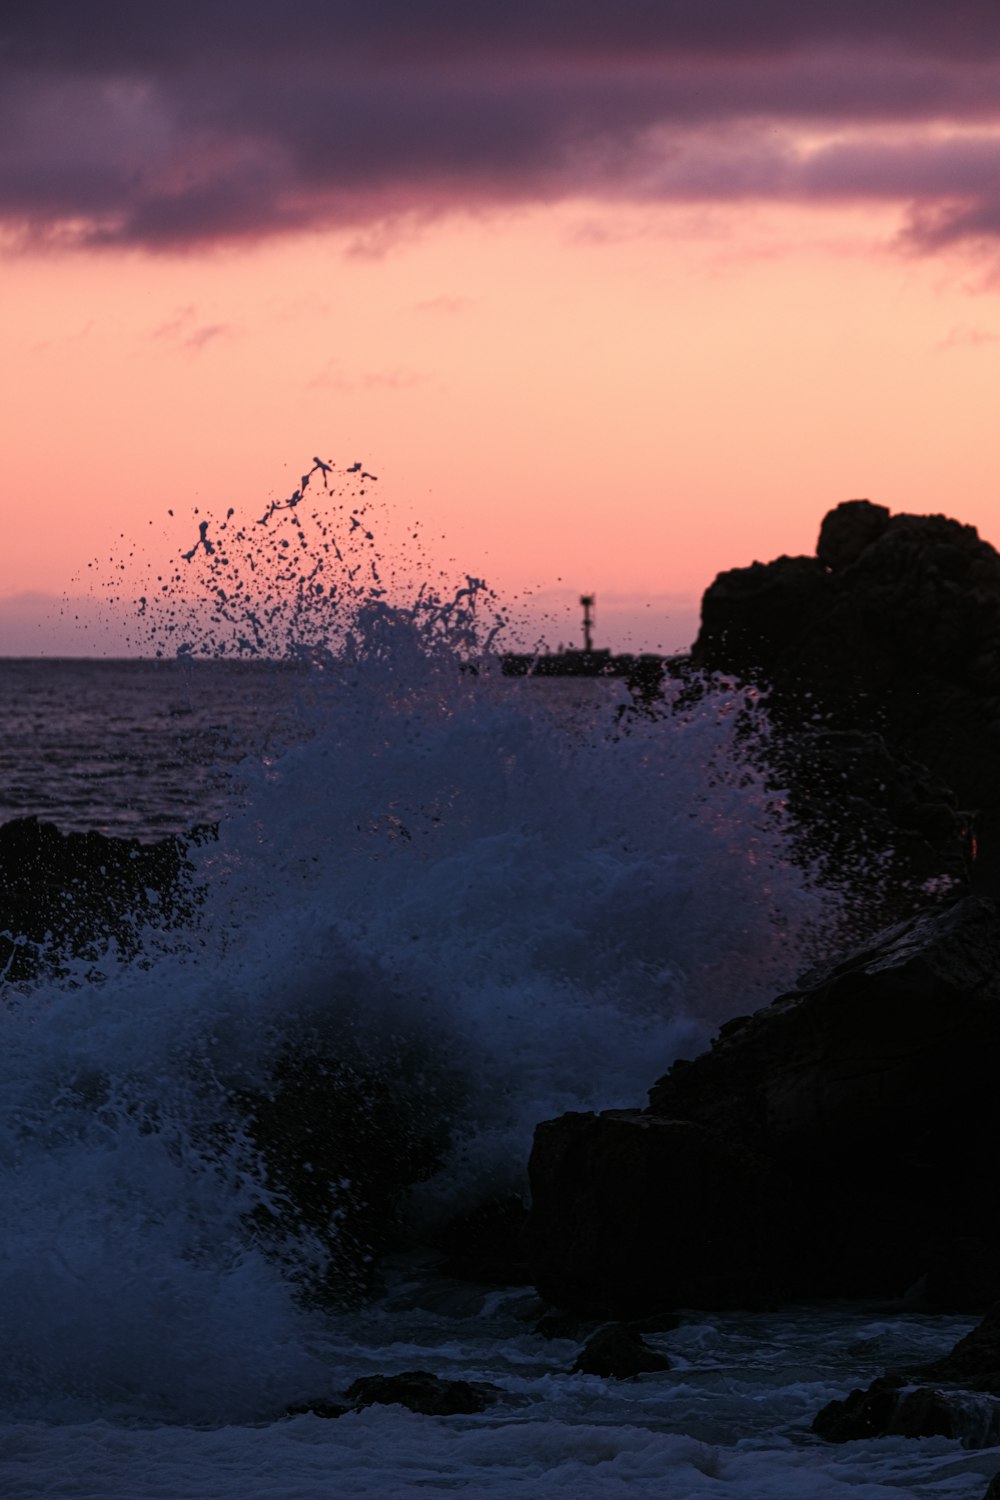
<box><xmin>2</xmin><ymin>199</ymin><xmax>1000</xmax><ymax>655</ymax></box>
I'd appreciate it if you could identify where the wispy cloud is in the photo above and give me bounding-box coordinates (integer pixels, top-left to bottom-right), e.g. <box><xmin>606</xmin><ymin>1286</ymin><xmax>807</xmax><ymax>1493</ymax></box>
<box><xmin>933</xmin><ymin>322</ymin><xmax>1000</xmax><ymax>352</ymax></box>
<box><xmin>412</xmin><ymin>295</ymin><xmax>474</xmax><ymax>315</ymax></box>
<box><xmin>306</xmin><ymin>360</ymin><xmax>429</xmax><ymax>391</ymax></box>
<box><xmin>182</xmin><ymin>322</ymin><xmax>230</xmax><ymax>351</ymax></box>
<box><xmin>149</xmin><ymin>306</ymin><xmax>234</xmax><ymax>352</ymax></box>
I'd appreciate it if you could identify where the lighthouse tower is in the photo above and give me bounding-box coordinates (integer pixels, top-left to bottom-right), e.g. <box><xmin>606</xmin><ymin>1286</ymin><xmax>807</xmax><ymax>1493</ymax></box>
<box><xmin>580</xmin><ymin>594</ymin><xmax>595</xmax><ymax>653</ymax></box>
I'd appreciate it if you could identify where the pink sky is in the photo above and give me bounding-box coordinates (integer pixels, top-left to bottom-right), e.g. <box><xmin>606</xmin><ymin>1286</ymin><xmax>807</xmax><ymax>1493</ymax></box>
<box><xmin>2</xmin><ymin>4</ymin><xmax>1000</xmax><ymax>655</ymax></box>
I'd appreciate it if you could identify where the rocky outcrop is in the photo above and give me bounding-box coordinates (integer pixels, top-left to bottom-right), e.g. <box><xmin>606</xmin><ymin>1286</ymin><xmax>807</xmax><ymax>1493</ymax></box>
<box><xmin>814</xmin><ymin>1301</ymin><xmax>1000</xmax><ymax>1448</ymax></box>
<box><xmin>528</xmin><ymin>896</ymin><xmax>1000</xmax><ymax>1316</ymax></box>
<box><xmin>0</xmin><ymin>816</ymin><xmax>206</xmax><ymax>982</ymax></box>
<box><xmin>812</xmin><ymin>1374</ymin><xmax>1000</xmax><ymax>1446</ymax></box>
<box><xmin>692</xmin><ymin>499</ymin><xmax>1000</xmax><ymax>890</ymax></box>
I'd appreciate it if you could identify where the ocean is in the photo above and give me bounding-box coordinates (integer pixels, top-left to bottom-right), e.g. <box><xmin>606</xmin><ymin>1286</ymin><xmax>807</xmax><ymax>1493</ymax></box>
<box><xmin>0</xmin><ymin>657</ymin><xmax>311</xmax><ymax>840</ymax></box>
<box><xmin>1</xmin><ymin>629</ymin><xmax>997</xmax><ymax>1496</ymax></box>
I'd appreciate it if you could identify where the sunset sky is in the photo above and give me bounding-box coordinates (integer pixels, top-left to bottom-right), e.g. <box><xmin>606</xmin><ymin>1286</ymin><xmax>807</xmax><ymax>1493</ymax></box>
<box><xmin>3</xmin><ymin>2</ymin><xmax>1000</xmax><ymax>655</ymax></box>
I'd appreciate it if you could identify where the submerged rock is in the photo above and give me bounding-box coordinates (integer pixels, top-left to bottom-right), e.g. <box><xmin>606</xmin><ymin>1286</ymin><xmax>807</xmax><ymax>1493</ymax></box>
<box><xmin>286</xmin><ymin>1399</ymin><xmax>352</xmax><ymax>1420</ymax></box>
<box><xmin>572</xmin><ymin>1323</ymin><xmax>671</xmax><ymax>1379</ymax></box>
<box><xmin>287</xmin><ymin>1370</ymin><xmax>501</xmax><ymax>1420</ymax></box>
<box><xmin>528</xmin><ymin>896</ymin><xmax>1000</xmax><ymax>1314</ymax></box>
<box><xmin>344</xmin><ymin>1370</ymin><xmax>499</xmax><ymax>1416</ymax></box>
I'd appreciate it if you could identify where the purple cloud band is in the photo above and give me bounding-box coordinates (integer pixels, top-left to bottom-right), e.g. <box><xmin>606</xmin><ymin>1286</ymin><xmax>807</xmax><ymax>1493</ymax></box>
<box><xmin>2</xmin><ymin>2</ymin><xmax>1000</xmax><ymax>252</ymax></box>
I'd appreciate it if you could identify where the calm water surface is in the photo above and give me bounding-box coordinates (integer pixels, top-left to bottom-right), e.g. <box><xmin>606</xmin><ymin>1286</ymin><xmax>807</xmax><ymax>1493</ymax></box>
<box><xmin>2</xmin><ymin>657</ymin><xmax>311</xmax><ymax>839</ymax></box>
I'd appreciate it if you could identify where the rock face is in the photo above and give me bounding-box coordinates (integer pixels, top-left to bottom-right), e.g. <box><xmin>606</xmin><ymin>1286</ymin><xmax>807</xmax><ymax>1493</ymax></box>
<box><xmin>432</xmin><ymin>1195</ymin><xmax>531</xmax><ymax>1285</ymax></box>
<box><xmin>529</xmin><ymin>1111</ymin><xmax>772</xmax><ymax>1316</ymax></box>
<box><xmin>692</xmin><ymin>500</ymin><xmax>1000</xmax><ymax>889</ymax></box>
<box><xmin>528</xmin><ymin>896</ymin><xmax>1000</xmax><ymax>1316</ymax></box>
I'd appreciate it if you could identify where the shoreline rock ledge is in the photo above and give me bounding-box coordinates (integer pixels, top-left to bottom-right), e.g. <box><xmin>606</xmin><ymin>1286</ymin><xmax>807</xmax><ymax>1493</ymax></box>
<box><xmin>527</xmin><ymin>894</ymin><xmax>1000</xmax><ymax>1317</ymax></box>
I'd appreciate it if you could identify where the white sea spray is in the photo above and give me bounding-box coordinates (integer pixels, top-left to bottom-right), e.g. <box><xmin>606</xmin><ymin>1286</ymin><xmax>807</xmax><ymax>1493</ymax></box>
<box><xmin>6</xmin><ymin>464</ymin><xmax>993</xmax><ymax>1500</ymax></box>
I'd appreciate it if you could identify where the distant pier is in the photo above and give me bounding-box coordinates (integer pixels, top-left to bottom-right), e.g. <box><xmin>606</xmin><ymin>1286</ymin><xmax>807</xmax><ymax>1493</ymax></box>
<box><xmin>500</xmin><ymin>593</ymin><xmax>670</xmax><ymax>690</ymax></box>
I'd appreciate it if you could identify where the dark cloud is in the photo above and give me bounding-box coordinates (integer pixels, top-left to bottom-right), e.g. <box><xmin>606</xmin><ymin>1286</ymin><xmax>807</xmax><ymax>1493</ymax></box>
<box><xmin>2</xmin><ymin>2</ymin><xmax>1000</xmax><ymax>252</ymax></box>
<box><xmin>4</xmin><ymin>2</ymin><xmax>999</xmax><ymax>69</ymax></box>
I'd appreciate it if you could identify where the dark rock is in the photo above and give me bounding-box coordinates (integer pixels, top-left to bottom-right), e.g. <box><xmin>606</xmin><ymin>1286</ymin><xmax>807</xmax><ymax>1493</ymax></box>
<box><xmin>914</xmin><ymin>1301</ymin><xmax>1000</xmax><ymax>1392</ymax></box>
<box><xmin>528</xmin><ymin>1109</ymin><xmax>774</xmax><ymax>1315</ymax></box>
<box><xmin>0</xmin><ymin>815</ymin><xmax>205</xmax><ymax>982</ymax></box>
<box><xmin>628</xmin><ymin>1311</ymin><xmax>683</xmax><ymax>1335</ymax></box>
<box><xmin>920</xmin><ymin>1242</ymin><xmax>1000</xmax><ymax>1316</ymax></box>
<box><xmin>528</xmin><ymin>897</ymin><xmax>1000</xmax><ymax>1314</ymax></box>
<box><xmin>983</xmin><ymin>1472</ymin><xmax>1000</xmax><ymax>1499</ymax></box>
<box><xmin>535</xmin><ymin>1303</ymin><xmax>682</xmax><ymax>1344</ymax></box>
<box><xmin>692</xmin><ymin>502</ymin><xmax>1000</xmax><ymax>890</ymax></box>
<box><xmin>815</xmin><ymin>1376</ymin><xmax>1000</xmax><ymax>1449</ymax></box>
<box><xmin>812</xmin><ymin>1377</ymin><xmax>974</xmax><ymax>1443</ymax></box>
<box><xmin>241</xmin><ymin>1019</ymin><xmax>455</xmax><ymax>1305</ymax></box>
<box><xmin>890</xmin><ymin>1386</ymin><xmax>962</xmax><ymax>1440</ymax></box>
<box><xmin>648</xmin><ymin>895</ymin><xmax>1000</xmax><ymax>1149</ymax></box>
<box><xmin>572</xmin><ymin>1323</ymin><xmax>671</xmax><ymax>1379</ymax></box>
<box><xmin>433</xmin><ymin>1195</ymin><xmax>531</xmax><ymax>1285</ymax></box>
<box><xmin>0</xmin><ymin>822</ymin><xmax>453</xmax><ymax>1305</ymax></box>
<box><xmin>289</xmin><ymin>1371</ymin><xmax>501</xmax><ymax>1420</ymax></box>
<box><xmin>816</xmin><ymin>498</ymin><xmax>890</xmax><ymax>570</ymax></box>
<box><xmin>534</xmin><ymin>1310</ymin><xmax>598</xmax><ymax>1341</ymax></box>
<box><xmin>816</xmin><ymin>1302</ymin><xmax>1000</xmax><ymax>1450</ymax></box>
<box><xmin>286</xmin><ymin>1400</ymin><xmax>351</xmax><ymax>1420</ymax></box>
<box><xmin>696</xmin><ymin>553</ymin><xmax>832</xmax><ymax>680</ymax></box>
<box><xmin>758</xmin><ymin>727</ymin><xmax>969</xmax><ymax>927</ymax></box>
<box><xmin>344</xmin><ymin>1370</ymin><xmax>499</xmax><ymax>1416</ymax></box>
<box><xmin>812</xmin><ymin>1374</ymin><xmax>907</xmax><ymax>1442</ymax></box>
